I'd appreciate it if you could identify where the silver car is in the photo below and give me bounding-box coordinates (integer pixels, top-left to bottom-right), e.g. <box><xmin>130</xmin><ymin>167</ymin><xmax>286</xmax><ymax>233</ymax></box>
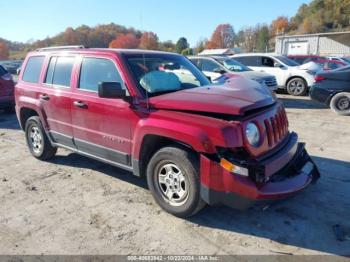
<box><xmin>189</xmin><ymin>56</ymin><xmax>278</xmax><ymax>91</ymax></box>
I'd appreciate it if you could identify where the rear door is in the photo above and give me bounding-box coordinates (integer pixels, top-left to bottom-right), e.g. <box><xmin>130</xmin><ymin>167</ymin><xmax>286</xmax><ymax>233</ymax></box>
<box><xmin>40</xmin><ymin>55</ymin><xmax>76</xmax><ymax>147</ymax></box>
<box><xmin>71</xmin><ymin>55</ymin><xmax>132</xmax><ymax>168</ymax></box>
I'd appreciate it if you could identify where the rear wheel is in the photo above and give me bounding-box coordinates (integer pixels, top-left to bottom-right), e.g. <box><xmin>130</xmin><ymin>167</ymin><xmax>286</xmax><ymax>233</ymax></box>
<box><xmin>286</xmin><ymin>77</ymin><xmax>308</xmax><ymax>96</ymax></box>
<box><xmin>330</xmin><ymin>92</ymin><xmax>350</xmax><ymax>116</ymax></box>
<box><xmin>146</xmin><ymin>146</ymin><xmax>205</xmax><ymax>218</ymax></box>
<box><xmin>25</xmin><ymin>116</ymin><xmax>57</xmax><ymax>160</ymax></box>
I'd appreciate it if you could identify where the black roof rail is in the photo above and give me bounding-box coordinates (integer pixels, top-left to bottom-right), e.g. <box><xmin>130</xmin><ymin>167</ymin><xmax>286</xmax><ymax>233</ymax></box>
<box><xmin>36</xmin><ymin>45</ymin><xmax>85</xmax><ymax>51</ymax></box>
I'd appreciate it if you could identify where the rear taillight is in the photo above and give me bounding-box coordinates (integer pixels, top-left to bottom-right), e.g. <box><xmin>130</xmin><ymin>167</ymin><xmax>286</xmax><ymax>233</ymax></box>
<box><xmin>315</xmin><ymin>75</ymin><xmax>326</xmax><ymax>82</ymax></box>
<box><xmin>1</xmin><ymin>73</ymin><xmax>13</xmax><ymax>81</ymax></box>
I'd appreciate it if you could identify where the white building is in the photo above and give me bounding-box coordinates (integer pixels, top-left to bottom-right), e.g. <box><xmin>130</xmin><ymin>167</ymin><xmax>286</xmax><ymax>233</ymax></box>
<box><xmin>275</xmin><ymin>31</ymin><xmax>350</xmax><ymax>56</ymax></box>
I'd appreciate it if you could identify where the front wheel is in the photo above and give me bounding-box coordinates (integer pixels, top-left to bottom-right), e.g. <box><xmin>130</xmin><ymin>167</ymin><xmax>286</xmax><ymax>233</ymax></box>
<box><xmin>330</xmin><ymin>92</ymin><xmax>350</xmax><ymax>116</ymax></box>
<box><xmin>286</xmin><ymin>77</ymin><xmax>308</xmax><ymax>96</ymax></box>
<box><xmin>146</xmin><ymin>146</ymin><xmax>205</xmax><ymax>218</ymax></box>
<box><xmin>25</xmin><ymin>116</ymin><xmax>57</xmax><ymax>160</ymax></box>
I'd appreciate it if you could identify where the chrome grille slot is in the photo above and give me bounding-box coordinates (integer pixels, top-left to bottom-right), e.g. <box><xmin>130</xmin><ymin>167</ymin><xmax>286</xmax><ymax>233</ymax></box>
<box><xmin>264</xmin><ymin>108</ymin><xmax>289</xmax><ymax>147</ymax></box>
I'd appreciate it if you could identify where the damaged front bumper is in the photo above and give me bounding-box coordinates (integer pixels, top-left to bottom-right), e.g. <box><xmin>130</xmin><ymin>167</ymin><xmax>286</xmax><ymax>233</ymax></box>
<box><xmin>200</xmin><ymin>133</ymin><xmax>320</xmax><ymax>210</ymax></box>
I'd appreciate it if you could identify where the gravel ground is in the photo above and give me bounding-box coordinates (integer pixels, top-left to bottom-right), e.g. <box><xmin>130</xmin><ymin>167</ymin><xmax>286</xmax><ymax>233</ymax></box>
<box><xmin>0</xmin><ymin>94</ymin><xmax>349</xmax><ymax>256</ymax></box>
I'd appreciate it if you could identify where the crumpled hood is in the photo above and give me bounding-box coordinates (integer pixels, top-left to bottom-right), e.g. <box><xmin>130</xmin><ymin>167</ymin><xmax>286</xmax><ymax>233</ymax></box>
<box><xmin>149</xmin><ymin>76</ymin><xmax>276</xmax><ymax>116</ymax></box>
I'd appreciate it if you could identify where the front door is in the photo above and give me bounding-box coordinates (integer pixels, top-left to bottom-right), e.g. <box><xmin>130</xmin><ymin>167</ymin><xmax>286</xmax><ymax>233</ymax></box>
<box><xmin>71</xmin><ymin>56</ymin><xmax>132</xmax><ymax>168</ymax></box>
<box><xmin>257</xmin><ymin>56</ymin><xmax>286</xmax><ymax>87</ymax></box>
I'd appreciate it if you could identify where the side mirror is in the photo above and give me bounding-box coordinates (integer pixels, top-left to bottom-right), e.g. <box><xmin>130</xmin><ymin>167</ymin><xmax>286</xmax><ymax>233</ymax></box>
<box><xmin>213</xmin><ymin>68</ymin><xmax>226</xmax><ymax>74</ymax></box>
<box><xmin>98</xmin><ymin>82</ymin><xmax>126</xmax><ymax>99</ymax></box>
<box><xmin>274</xmin><ymin>62</ymin><xmax>281</xmax><ymax>68</ymax></box>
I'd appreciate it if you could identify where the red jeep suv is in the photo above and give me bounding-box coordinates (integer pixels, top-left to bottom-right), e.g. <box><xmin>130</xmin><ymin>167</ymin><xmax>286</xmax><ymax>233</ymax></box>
<box><xmin>15</xmin><ymin>47</ymin><xmax>320</xmax><ymax>217</ymax></box>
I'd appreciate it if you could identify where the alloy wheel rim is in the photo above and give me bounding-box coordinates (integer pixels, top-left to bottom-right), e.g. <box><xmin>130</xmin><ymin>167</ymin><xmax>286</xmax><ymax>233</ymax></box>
<box><xmin>157</xmin><ymin>163</ymin><xmax>189</xmax><ymax>206</ymax></box>
<box><xmin>30</xmin><ymin>126</ymin><xmax>42</xmax><ymax>154</ymax></box>
<box><xmin>337</xmin><ymin>97</ymin><xmax>350</xmax><ymax>111</ymax></box>
<box><xmin>289</xmin><ymin>80</ymin><xmax>305</xmax><ymax>95</ymax></box>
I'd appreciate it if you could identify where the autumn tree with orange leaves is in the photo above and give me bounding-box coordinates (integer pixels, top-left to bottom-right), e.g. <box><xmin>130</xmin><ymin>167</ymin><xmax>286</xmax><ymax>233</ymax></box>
<box><xmin>139</xmin><ymin>32</ymin><xmax>159</xmax><ymax>50</ymax></box>
<box><xmin>206</xmin><ymin>24</ymin><xmax>235</xmax><ymax>49</ymax></box>
<box><xmin>109</xmin><ymin>33</ymin><xmax>140</xmax><ymax>49</ymax></box>
<box><xmin>0</xmin><ymin>42</ymin><xmax>9</xmax><ymax>60</ymax></box>
<box><xmin>271</xmin><ymin>16</ymin><xmax>289</xmax><ymax>36</ymax></box>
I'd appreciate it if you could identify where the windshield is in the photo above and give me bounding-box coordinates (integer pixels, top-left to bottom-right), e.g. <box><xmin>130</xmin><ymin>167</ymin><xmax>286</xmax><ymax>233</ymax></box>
<box><xmin>217</xmin><ymin>58</ymin><xmax>251</xmax><ymax>72</ymax></box>
<box><xmin>275</xmin><ymin>56</ymin><xmax>300</xmax><ymax>67</ymax></box>
<box><xmin>124</xmin><ymin>53</ymin><xmax>211</xmax><ymax>97</ymax></box>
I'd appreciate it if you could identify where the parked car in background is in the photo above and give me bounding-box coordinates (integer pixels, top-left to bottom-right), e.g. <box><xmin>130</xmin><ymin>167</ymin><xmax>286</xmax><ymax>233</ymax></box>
<box><xmin>288</xmin><ymin>55</ymin><xmax>325</xmax><ymax>65</ymax></box>
<box><xmin>233</xmin><ymin>53</ymin><xmax>319</xmax><ymax>96</ymax></box>
<box><xmin>288</xmin><ymin>55</ymin><xmax>347</xmax><ymax>71</ymax></box>
<box><xmin>314</xmin><ymin>59</ymin><xmax>347</xmax><ymax>71</ymax></box>
<box><xmin>0</xmin><ymin>65</ymin><xmax>15</xmax><ymax>113</ymax></box>
<box><xmin>327</xmin><ymin>56</ymin><xmax>350</xmax><ymax>65</ymax></box>
<box><xmin>15</xmin><ymin>46</ymin><xmax>320</xmax><ymax>217</ymax></box>
<box><xmin>188</xmin><ymin>56</ymin><xmax>278</xmax><ymax>91</ymax></box>
<box><xmin>0</xmin><ymin>60</ymin><xmax>23</xmax><ymax>75</ymax></box>
<box><xmin>310</xmin><ymin>66</ymin><xmax>350</xmax><ymax>116</ymax></box>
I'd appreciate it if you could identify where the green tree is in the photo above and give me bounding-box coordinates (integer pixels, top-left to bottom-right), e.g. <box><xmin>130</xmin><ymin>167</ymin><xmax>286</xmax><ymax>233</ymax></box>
<box><xmin>175</xmin><ymin>37</ymin><xmax>189</xmax><ymax>53</ymax></box>
<box><xmin>181</xmin><ymin>48</ymin><xmax>193</xmax><ymax>56</ymax></box>
<box><xmin>256</xmin><ymin>25</ymin><xmax>270</xmax><ymax>52</ymax></box>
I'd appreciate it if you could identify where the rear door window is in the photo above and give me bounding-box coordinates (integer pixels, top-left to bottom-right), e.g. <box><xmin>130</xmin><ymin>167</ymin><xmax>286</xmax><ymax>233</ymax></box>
<box><xmin>79</xmin><ymin>57</ymin><xmax>124</xmax><ymax>92</ymax></box>
<box><xmin>53</xmin><ymin>57</ymin><xmax>75</xmax><ymax>87</ymax></box>
<box><xmin>22</xmin><ymin>56</ymin><xmax>45</xmax><ymax>83</ymax></box>
<box><xmin>235</xmin><ymin>56</ymin><xmax>260</xmax><ymax>67</ymax></box>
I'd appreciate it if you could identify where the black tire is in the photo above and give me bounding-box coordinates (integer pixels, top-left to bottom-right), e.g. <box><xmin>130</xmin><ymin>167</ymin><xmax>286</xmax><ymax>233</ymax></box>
<box><xmin>25</xmin><ymin>116</ymin><xmax>57</xmax><ymax>160</ymax></box>
<box><xmin>286</xmin><ymin>77</ymin><xmax>308</xmax><ymax>96</ymax></box>
<box><xmin>146</xmin><ymin>146</ymin><xmax>205</xmax><ymax>218</ymax></box>
<box><xmin>330</xmin><ymin>92</ymin><xmax>350</xmax><ymax>116</ymax></box>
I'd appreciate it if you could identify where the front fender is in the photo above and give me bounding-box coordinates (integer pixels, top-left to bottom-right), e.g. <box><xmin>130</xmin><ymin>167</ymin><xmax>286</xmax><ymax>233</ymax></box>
<box><xmin>131</xmin><ymin>112</ymin><xmax>243</xmax><ymax>159</ymax></box>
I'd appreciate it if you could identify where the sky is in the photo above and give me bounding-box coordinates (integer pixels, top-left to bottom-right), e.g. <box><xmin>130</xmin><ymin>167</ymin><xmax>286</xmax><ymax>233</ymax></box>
<box><xmin>1</xmin><ymin>0</ymin><xmax>311</xmax><ymax>46</ymax></box>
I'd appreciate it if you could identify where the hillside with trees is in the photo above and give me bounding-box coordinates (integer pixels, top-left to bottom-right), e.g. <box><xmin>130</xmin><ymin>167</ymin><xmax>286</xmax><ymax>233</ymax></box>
<box><xmin>0</xmin><ymin>0</ymin><xmax>349</xmax><ymax>59</ymax></box>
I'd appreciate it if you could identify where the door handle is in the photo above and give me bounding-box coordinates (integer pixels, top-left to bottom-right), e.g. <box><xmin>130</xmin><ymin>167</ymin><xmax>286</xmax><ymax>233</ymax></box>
<box><xmin>73</xmin><ymin>101</ymin><xmax>88</xmax><ymax>109</ymax></box>
<box><xmin>39</xmin><ymin>94</ymin><xmax>50</xmax><ymax>101</ymax></box>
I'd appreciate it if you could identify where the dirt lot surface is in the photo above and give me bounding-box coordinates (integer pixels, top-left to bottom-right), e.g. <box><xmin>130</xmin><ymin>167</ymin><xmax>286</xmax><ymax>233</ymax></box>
<box><xmin>0</xmin><ymin>94</ymin><xmax>349</xmax><ymax>256</ymax></box>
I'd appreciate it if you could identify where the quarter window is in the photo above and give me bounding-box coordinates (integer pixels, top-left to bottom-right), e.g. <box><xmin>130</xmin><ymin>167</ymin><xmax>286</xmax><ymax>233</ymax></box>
<box><xmin>79</xmin><ymin>57</ymin><xmax>123</xmax><ymax>92</ymax></box>
<box><xmin>22</xmin><ymin>56</ymin><xmax>45</xmax><ymax>83</ymax></box>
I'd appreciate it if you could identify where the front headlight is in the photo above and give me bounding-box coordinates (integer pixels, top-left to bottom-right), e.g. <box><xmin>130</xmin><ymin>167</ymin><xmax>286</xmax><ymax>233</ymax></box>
<box><xmin>245</xmin><ymin>122</ymin><xmax>260</xmax><ymax>147</ymax></box>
